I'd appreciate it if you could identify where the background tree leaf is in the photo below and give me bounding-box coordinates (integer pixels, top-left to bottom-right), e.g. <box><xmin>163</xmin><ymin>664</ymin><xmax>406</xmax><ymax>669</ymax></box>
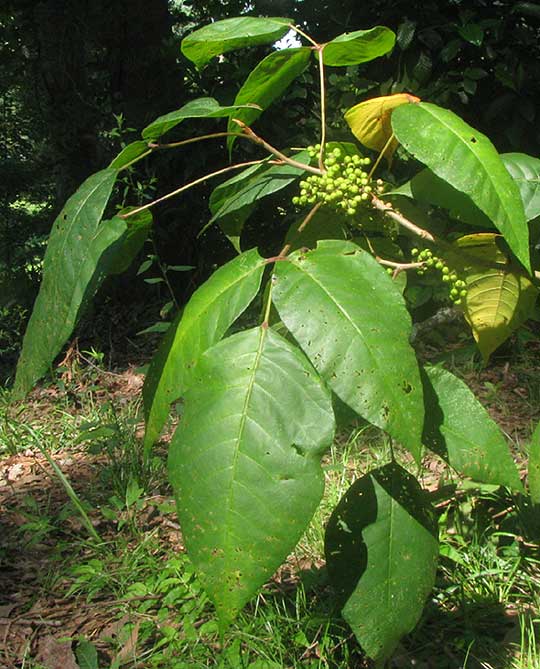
<box><xmin>169</xmin><ymin>326</ymin><xmax>335</xmax><ymax>628</ymax></box>
<box><xmin>452</xmin><ymin>233</ymin><xmax>537</xmax><ymax>362</ymax></box>
<box><xmin>322</xmin><ymin>27</ymin><xmax>396</xmax><ymax>66</ymax></box>
<box><xmin>325</xmin><ymin>462</ymin><xmax>438</xmax><ymax>666</ymax></box>
<box><xmin>422</xmin><ymin>365</ymin><xmax>523</xmax><ymax>490</ymax></box>
<box><xmin>227</xmin><ymin>47</ymin><xmax>311</xmax><ymax>153</ymax></box>
<box><xmin>501</xmin><ymin>152</ymin><xmax>540</xmax><ymax>221</ymax></box>
<box><xmin>272</xmin><ymin>240</ymin><xmax>424</xmax><ymax>460</ymax></box>
<box><xmin>14</xmin><ymin>168</ymin><xmax>118</xmax><ymax>398</ymax></box>
<box><xmin>392</xmin><ymin>102</ymin><xmax>530</xmax><ymax>271</ymax></box>
<box><xmin>143</xmin><ymin>249</ymin><xmax>265</xmax><ymax>451</ymax></box>
<box><xmin>142</xmin><ymin>97</ymin><xmax>260</xmax><ymax>141</ymax></box>
<box><xmin>181</xmin><ymin>17</ymin><xmax>292</xmax><ymax>69</ymax></box>
<box><xmin>529</xmin><ymin>421</ymin><xmax>540</xmax><ymax>504</ymax></box>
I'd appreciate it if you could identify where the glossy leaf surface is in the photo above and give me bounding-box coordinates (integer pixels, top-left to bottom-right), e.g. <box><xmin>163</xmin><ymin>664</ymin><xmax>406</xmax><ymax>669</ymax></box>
<box><xmin>422</xmin><ymin>366</ymin><xmax>522</xmax><ymax>490</ymax></box>
<box><xmin>181</xmin><ymin>17</ymin><xmax>291</xmax><ymax>69</ymax></box>
<box><xmin>325</xmin><ymin>463</ymin><xmax>438</xmax><ymax>665</ymax></box>
<box><xmin>142</xmin><ymin>97</ymin><xmax>259</xmax><ymax>141</ymax></box>
<box><xmin>227</xmin><ymin>47</ymin><xmax>311</xmax><ymax>152</ymax></box>
<box><xmin>143</xmin><ymin>249</ymin><xmax>265</xmax><ymax>450</ymax></box>
<box><xmin>529</xmin><ymin>421</ymin><xmax>540</xmax><ymax>504</ymax></box>
<box><xmin>322</xmin><ymin>27</ymin><xmax>396</xmax><ymax>66</ymax></box>
<box><xmin>392</xmin><ymin>102</ymin><xmax>530</xmax><ymax>271</ymax></box>
<box><xmin>453</xmin><ymin>234</ymin><xmax>537</xmax><ymax>361</ymax></box>
<box><xmin>169</xmin><ymin>326</ymin><xmax>334</xmax><ymax>627</ymax></box>
<box><xmin>273</xmin><ymin>240</ymin><xmax>424</xmax><ymax>459</ymax></box>
<box><xmin>14</xmin><ymin>169</ymin><xmax>117</xmax><ymax>397</ymax></box>
<box><xmin>501</xmin><ymin>152</ymin><xmax>540</xmax><ymax>221</ymax></box>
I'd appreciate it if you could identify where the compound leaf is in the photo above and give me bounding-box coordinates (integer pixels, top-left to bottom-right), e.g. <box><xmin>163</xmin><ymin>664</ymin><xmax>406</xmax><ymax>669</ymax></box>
<box><xmin>181</xmin><ymin>17</ymin><xmax>292</xmax><ymax>69</ymax></box>
<box><xmin>422</xmin><ymin>365</ymin><xmax>523</xmax><ymax>491</ymax></box>
<box><xmin>325</xmin><ymin>463</ymin><xmax>438</xmax><ymax>666</ymax></box>
<box><xmin>392</xmin><ymin>102</ymin><xmax>530</xmax><ymax>271</ymax></box>
<box><xmin>227</xmin><ymin>47</ymin><xmax>311</xmax><ymax>152</ymax></box>
<box><xmin>169</xmin><ymin>326</ymin><xmax>334</xmax><ymax>628</ymax></box>
<box><xmin>322</xmin><ymin>27</ymin><xmax>396</xmax><ymax>66</ymax></box>
<box><xmin>14</xmin><ymin>168</ymin><xmax>118</xmax><ymax>398</ymax></box>
<box><xmin>143</xmin><ymin>249</ymin><xmax>265</xmax><ymax>450</ymax></box>
<box><xmin>142</xmin><ymin>97</ymin><xmax>260</xmax><ymax>141</ymax></box>
<box><xmin>501</xmin><ymin>152</ymin><xmax>540</xmax><ymax>221</ymax></box>
<box><xmin>273</xmin><ymin>240</ymin><xmax>424</xmax><ymax>460</ymax></box>
<box><xmin>453</xmin><ymin>233</ymin><xmax>537</xmax><ymax>361</ymax></box>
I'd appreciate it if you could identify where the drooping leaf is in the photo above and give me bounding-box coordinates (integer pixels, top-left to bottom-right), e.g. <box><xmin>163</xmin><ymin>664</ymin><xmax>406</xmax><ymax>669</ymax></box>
<box><xmin>422</xmin><ymin>365</ymin><xmax>523</xmax><ymax>490</ymax></box>
<box><xmin>390</xmin><ymin>169</ymin><xmax>493</xmax><ymax>228</ymax></box>
<box><xmin>204</xmin><ymin>151</ymin><xmax>310</xmax><ymax>236</ymax></box>
<box><xmin>14</xmin><ymin>168</ymin><xmax>118</xmax><ymax>398</ymax></box>
<box><xmin>142</xmin><ymin>97</ymin><xmax>260</xmax><ymax>141</ymax></box>
<box><xmin>227</xmin><ymin>47</ymin><xmax>311</xmax><ymax>152</ymax></box>
<box><xmin>529</xmin><ymin>421</ymin><xmax>540</xmax><ymax>504</ymax></box>
<box><xmin>109</xmin><ymin>141</ymin><xmax>151</xmax><ymax>170</ymax></box>
<box><xmin>143</xmin><ymin>249</ymin><xmax>265</xmax><ymax>450</ymax></box>
<box><xmin>451</xmin><ymin>233</ymin><xmax>537</xmax><ymax>362</ymax></box>
<box><xmin>344</xmin><ymin>94</ymin><xmax>419</xmax><ymax>164</ymax></box>
<box><xmin>169</xmin><ymin>326</ymin><xmax>335</xmax><ymax>628</ymax></box>
<box><xmin>181</xmin><ymin>17</ymin><xmax>292</xmax><ymax>69</ymax></box>
<box><xmin>272</xmin><ymin>240</ymin><xmax>424</xmax><ymax>459</ymax></box>
<box><xmin>392</xmin><ymin>102</ymin><xmax>530</xmax><ymax>271</ymax></box>
<box><xmin>322</xmin><ymin>27</ymin><xmax>396</xmax><ymax>66</ymax></box>
<box><xmin>501</xmin><ymin>152</ymin><xmax>540</xmax><ymax>221</ymax></box>
<box><xmin>325</xmin><ymin>462</ymin><xmax>438</xmax><ymax>666</ymax></box>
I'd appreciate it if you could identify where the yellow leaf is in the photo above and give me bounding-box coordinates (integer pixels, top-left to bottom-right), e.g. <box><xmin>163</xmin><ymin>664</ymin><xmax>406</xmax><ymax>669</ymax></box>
<box><xmin>344</xmin><ymin>93</ymin><xmax>420</xmax><ymax>164</ymax></box>
<box><xmin>452</xmin><ymin>233</ymin><xmax>537</xmax><ymax>362</ymax></box>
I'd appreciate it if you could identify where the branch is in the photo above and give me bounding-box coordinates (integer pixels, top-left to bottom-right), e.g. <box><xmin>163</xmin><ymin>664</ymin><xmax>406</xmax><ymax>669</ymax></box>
<box><xmin>232</xmin><ymin>119</ymin><xmax>323</xmax><ymax>176</ymax></box>
<box><xmin>371</xmin><ymin>195</ymin><xmax>435</xmax><ymax>241</ymax></box>
<box><xmin>147</xmin><ymin>131</ymin><xmax>245</xmax><ymax>150</ymax></box>
<box><xmin>119</xmin><ymin>160</ymin><xmax>266</xmax><ymax>220</ymax></box>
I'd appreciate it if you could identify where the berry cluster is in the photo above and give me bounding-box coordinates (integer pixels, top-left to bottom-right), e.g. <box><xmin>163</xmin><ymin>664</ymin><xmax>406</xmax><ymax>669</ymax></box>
<box><xmin>412</xmin><ymin>247</ymin><xmax>468</xmax><ymax>305</ymax></box>
<box><xmin>292</xmin><ymin>146</ymin><xmax>385</xmax><ymax>217</ymax></box>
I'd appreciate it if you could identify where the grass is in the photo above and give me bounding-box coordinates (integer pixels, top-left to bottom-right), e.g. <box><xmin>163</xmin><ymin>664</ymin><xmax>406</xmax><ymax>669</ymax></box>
<box><xmin>1</xmin><ymin>341</ymin><xmax>540</xmax><ymax>668</ymax></box>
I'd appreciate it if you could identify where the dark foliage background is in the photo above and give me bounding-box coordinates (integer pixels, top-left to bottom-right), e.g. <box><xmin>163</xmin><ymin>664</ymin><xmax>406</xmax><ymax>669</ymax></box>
<box><xmin>2</xmin><ymin>0</ymin><xmax>539</xmax><ymax>377</ymax></box>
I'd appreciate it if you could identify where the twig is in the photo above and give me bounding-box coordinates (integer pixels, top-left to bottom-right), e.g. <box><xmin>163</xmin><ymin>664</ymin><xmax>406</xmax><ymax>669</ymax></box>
<box><xmin>120</xmin><ymin>160</ymin><xmax>266</xmax><ymax>219</ymax></box>
<box><xmin>371</xmin><ymin>195</ymin><xmax>435</xmax><ymax>241</ymax></box>
<box><xmin>316</xmin><ymin>47</ymin><xmax>327</xmax><ymax>172</ymax></box>
<box><xmin>232</xmin><ymin>119</ymin><xmax>323</xmax><ymax>175</ymax></box>
<box><xmin>147</xmin><ymin>131</ymin><xmax>245</xmax><ymax>150</ymax></box>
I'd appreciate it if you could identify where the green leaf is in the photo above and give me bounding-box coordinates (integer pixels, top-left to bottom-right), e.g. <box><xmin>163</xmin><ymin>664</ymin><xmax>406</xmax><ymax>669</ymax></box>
<box><xmin>142</xmin><ymin>97</ymin><xmax>260</xmax><ymax>141</ymax></box>
<box><xmin>284</xmin><ymin>207</ymin><xmax>348</xmax><ymax>251</ymax></box>
<box><xmin>529</xmin><ymin>421</ymin><xmax>540</xmax><ymax>504</ymax></box>
<box><xmin>501</xmin><ymin>153</ymin><xmax>540</xmax><ymax>221</ymax></box>
<box><xmin>272</xmin><ymin>240</ymin><xmax>424</xmax><ymax>459</ymax></box>
<box><xmin>105</xmin><ymin>209</ymin><xmax>152</xmax><ymax>275</ymax></box>
<box><xmin>322</xmin><ymin>27</ymin><xmax>396</xmax><ymax>66</ymax></box>
<box><xmin>458</xmin><ymin>23</ymin><xmax>484</xmax><ymax>46</ymax></box>
<box><xmin>227</xmin><ymin>47</ymin><xmax>311</xmax><ymax>153</ymax></box>
<box><xmin>390</xmin><ymin>169</ymin><xmax>493</xmax><ymax>228</ymax></box>
<box><xmin>325</xmin><ymin>462</ymin><xmax>438</xmax><ymax>665</ymax></box>
<box><xmin>14</xmin><ymin>168</ymin><xmax>118</xmax><ymax>398</ymax></box>
<box><xmin>205</xmin><ymin>151</ymin><xmax>309</xmax><ymax>236</ymax></box>
<box><xmin>75</xmin><ymin>640</ymin><xmax>99</xmax><ymax>669</ymax></box>
<box><xmin>143</xmin><ymin>249</ymin><xmax>265</xmax><ymax>451</ymax></box>
<box><xmin>109</xmin><ymin>140</ymin><xmax>150</xmax><ymax>169</ymax></box>
<box><xmin>181</xmin><ymin>17</ymin><xmax>292</xmax><ymax>69</ymax></box>
<box><xmin>169</xmin><ymin>326</ymin><xmax>334</xmax><ymax>627</ymax></box>
<box><xmin>452</xmin><ymin>233</ymin><xmax>537</xmax><ymax>362</ymax></box>
<box><xmin>422</xmin><ymin>365</ymin><xmax>523</xmax><ymax>491</ymax></box>
<box><xmin>392</xmin><ymin>102</ymin><xmax>530</xmax><ymax>271</ymax></box>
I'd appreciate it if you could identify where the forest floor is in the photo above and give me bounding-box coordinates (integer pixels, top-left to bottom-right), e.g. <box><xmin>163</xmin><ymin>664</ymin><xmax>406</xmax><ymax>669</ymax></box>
<box><xmin>1</xmin><ymin>325</ymin><xmax>540</xmax><ymax>669</ymax></box>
